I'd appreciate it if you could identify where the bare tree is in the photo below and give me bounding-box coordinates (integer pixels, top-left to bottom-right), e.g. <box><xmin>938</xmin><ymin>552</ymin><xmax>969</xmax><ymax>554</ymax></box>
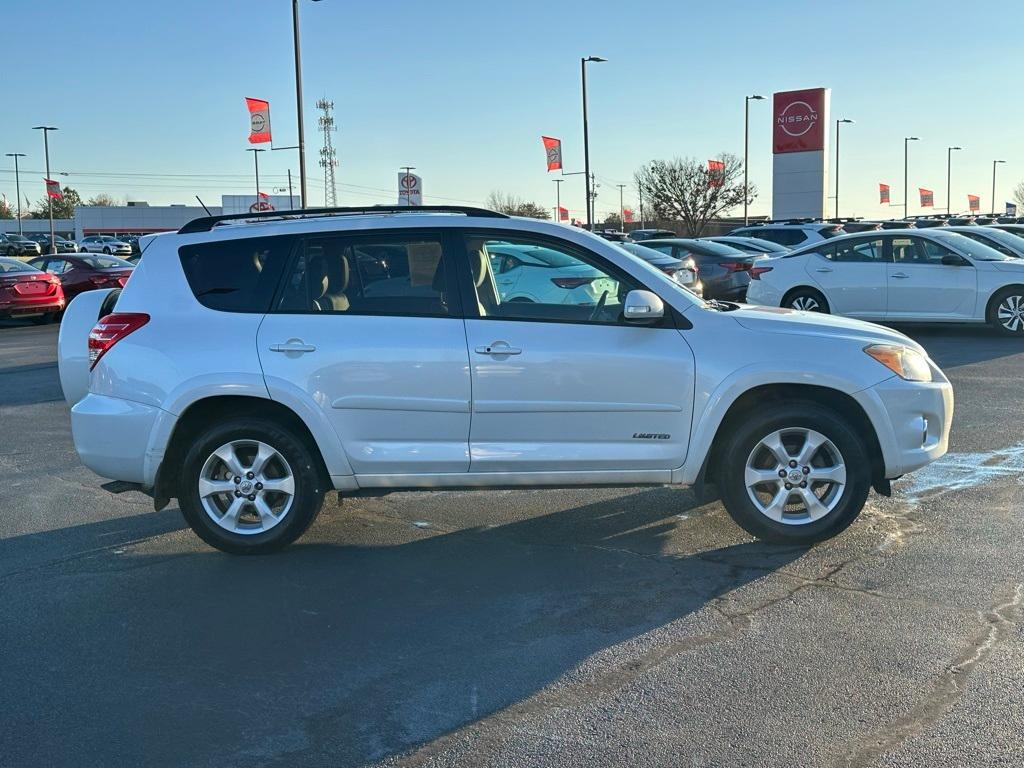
<box><xmin>634</xmin><ymin>154</ymin><xmax>753</xmax><ymax>236</ymax></box>
<box><xmin>485</xmin><ymin>191</ymin><xmax>550</xmax><ymax>219</ymax></box>
<box><xmin>86</xmin><ymin>193</ymin><xmax>120</xmax><ymax>206</ymax></box>
<box><xmin>1013</xmin><ymin>181</ymin><xmax>1024</xmax><ymax>212</ymax></box>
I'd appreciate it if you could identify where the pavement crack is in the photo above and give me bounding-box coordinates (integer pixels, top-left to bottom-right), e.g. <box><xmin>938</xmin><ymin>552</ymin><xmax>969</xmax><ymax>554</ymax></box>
<box><xmin>836</xmin><ymin>582</ymin><xmax>1024</xmax><ymax>768</ymax></box>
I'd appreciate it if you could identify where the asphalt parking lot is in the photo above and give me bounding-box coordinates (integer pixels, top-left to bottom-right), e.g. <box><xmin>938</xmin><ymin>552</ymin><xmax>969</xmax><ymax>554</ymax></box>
<box><xmin>1</xmin><ymin>319</ymin><xmax>1022</xmax><ymax>768</ymax></box>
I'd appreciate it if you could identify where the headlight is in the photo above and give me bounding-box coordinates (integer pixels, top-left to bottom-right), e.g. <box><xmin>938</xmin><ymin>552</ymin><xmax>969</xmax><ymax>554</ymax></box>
<box><xmin>864</xmin><ymin>344</ymin><xmax>932</xmax><ymax>382</ymax></box>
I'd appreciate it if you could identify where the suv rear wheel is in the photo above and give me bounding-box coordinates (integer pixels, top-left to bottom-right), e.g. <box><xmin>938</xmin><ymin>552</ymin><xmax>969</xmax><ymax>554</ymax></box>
<box><xmin>717</xmin><ymin>403</ymin><xmax>870</xmax><ymax>543</ymax></box>
<box><xmin>178</xmin><ymin>418</ymin><xmax>326</xmax><ymax>554</ymax></box>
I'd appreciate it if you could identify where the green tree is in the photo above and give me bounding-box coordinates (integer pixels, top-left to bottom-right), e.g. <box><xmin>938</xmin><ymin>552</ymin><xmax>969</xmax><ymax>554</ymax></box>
<box><xmin>634</xmin><ymin>154</ymin><xmax>753</xmax><ymax>236</ymax></box>
<box><xmin>31</xmin><ymin>186</ymin><xmax>82</xmax><ymax>219</ymax></box>
<box><xmin>0</xmin><ymin>197</ymin><xmax>13</xmax><ymax>219</ymax></box>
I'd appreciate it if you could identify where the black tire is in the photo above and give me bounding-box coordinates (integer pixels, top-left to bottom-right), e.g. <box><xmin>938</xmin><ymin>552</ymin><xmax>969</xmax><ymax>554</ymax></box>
<box><xmin>178</xmin><ymin>417</ymin><xmax>326</xmax><ymax>554</ymax></box>
<box><xmin>717</xmin><ymin>402</ymin><xmax>871</xmax><ymax>544</ymax></box>
<box><xmin>5</xmin><ymin>247</ymin><xmax>14</xmax><ymax>257</ymax></box>
<box><xmin>987</xmin><ymin>286</ymin><xmax>1024</xmax><ymax>336</ymax></box>
<box><xmin>103</xmin><ymin>247</ymin><xmax>112</xmax><ymax>255</ymax></box>
<box><xmin>783</xmin><ymin>287</ymin><xmax>830</xmax><ymax>313</ymax></box>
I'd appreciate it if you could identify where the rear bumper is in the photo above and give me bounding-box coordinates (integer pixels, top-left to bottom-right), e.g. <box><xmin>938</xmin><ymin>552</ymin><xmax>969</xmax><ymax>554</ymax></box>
<box><xmin>71</xmin><ymin>393</ymin><xmax>162</xmax><ymax>486</ymax></box>
<box><xmin>853</xmin><ymin>370</ymin><xmax>954</xmax><ymax>478</ymax></box>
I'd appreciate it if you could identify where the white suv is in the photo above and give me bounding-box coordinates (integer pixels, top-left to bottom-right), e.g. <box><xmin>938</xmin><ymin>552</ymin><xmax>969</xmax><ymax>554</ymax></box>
<box><xmin>58</xmin><ymin>206</ymin><xmax>953</xmax><ymax>554</ymax></box>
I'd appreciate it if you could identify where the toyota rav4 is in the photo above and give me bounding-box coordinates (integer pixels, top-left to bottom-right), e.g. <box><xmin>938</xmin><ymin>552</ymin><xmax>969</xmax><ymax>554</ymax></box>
<box><xmin>58</xmin><ymin>206</ymin><xmax>953</xmax><ymax>554</ymax></box>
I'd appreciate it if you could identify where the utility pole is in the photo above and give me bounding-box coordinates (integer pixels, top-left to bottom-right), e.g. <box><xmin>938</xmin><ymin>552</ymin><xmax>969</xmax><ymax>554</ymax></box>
<box><xmin>835</xmin><ymin>119</ymin><xmax>853</xmax><ymax>219</ymax></box>
<box><xmin>581</xmin><ymin>55</ymin><xmax>606</xmax><ymax>229</ymax></box>
<box><xmin>247</xmin><ymin>148</ymin><xmax>265</xmax><ymax>208</ymax></box>
<box><xmin>32</xmin><ymin>126</ymin><xmax>58</xmax><ymax>254</ymax></box>
<box><xmin>946</xmin><ymin>146</ymin><xmax>962</xmax><ymax>214</ymax></box>
<box><xmin>553</xmin><ymin>178</ymin><xmax>562</xmax><ymax>222</ymax></box>
<box><xmin>904</xmin><ymin>136</ymin><xmax>919</xmax><ymax>219</ymax></box>
<box><xmin>638</xmin><ymin>185</ymin><xmax>644</xmax><ymax>228</ymax></box>
<box><xmin>616</xmin><ymin>183</ymin><xmax>626</xmax><ymax>230</ymax></box>
<box><xmin>743</xmin><ymin>95</ymin><xmax>764</xmax><ymax>226</ymax></box>
<box><xmin>4</xmin><ymin>153</ymin><xmax>26</xmax><ymax>235</ymax></box>
<box><xmin>992</xmin><ymin>160</ymin><xmax>1006</xmax><ymax>216</ymax></box>
<box><xmin>288</xmin><ymin>169</ymin><xmax>294</xmax><ymax>209</ymax></box>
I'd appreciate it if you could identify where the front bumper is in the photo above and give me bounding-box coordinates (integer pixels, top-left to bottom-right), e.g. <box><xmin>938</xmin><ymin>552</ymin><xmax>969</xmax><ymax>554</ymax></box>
<box><xmin>71</xmin><ymin>393</ymin><xmax>162</xmax><ymax>485</ymax></box>
<box><xmin>853</xmin><ymin>367</ymin><xmax>954</xmax><ymax>478</ymax></box>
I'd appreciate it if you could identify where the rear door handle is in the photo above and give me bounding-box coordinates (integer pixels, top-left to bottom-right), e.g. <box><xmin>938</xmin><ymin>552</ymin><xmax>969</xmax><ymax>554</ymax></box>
<box><xmin>815</xmin><ymin>267</ymin><xmax>833</xmax><ymax>273</ymax></box>
<box><xmin>891</xmin><ymin>272</ymin><xmax>910</xmax><ymax>279</ymax></box>
<box><xmin>475</xmin><ymin>342</ymin><xmax>522</xmax><ymax>356</ymax></box>
<box><xmin>269</xmin><ymin>340</ymin><xmax>316</xmax><ymax>353</ymax></box>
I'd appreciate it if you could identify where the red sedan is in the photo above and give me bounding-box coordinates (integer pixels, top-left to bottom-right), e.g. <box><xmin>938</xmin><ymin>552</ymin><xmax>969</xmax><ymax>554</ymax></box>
<box><xmin>0</xmin><ymin>257</ymin><xmax>66</xmax><ymax>323</ymax></box>
<box><xmin>28</xmin><ymin>254</ymin><xmax>134</xmax><ymax>303</ymax></box>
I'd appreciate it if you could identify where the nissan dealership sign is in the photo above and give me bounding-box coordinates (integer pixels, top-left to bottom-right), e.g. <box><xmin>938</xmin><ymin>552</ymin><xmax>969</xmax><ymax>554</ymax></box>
<box><xmin>771</xmin><ymin>87</ymin><xmax>830</xmax><ymax>219</ymax></box>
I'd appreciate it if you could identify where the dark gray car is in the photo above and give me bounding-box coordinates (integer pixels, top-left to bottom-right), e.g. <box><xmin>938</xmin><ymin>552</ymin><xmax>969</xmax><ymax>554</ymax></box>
<box><xmin>640</xmin><ymin>238</ymin><xmax>765</xmax><ymax>300</ymax></box>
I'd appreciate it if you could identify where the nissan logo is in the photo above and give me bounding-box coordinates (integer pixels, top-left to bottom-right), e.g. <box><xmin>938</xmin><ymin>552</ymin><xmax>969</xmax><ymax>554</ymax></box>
<box><xmin>776</xmin><ymin>100</ymin><xmax>818</xmax><ymax>137</ymax></box>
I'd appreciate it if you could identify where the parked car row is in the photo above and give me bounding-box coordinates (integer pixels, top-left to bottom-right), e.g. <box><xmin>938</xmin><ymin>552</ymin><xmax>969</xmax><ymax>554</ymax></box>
<box><xmin>0</xmin><ymin>232</ymin><xmax>145</xmax><ymax>258</ymax></box>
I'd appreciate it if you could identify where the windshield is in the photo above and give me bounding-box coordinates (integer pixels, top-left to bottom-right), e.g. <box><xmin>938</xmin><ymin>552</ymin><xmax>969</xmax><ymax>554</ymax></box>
<box><xmin>0</xmin><ymin>258</ymin><xmax>39</xmax><ymax>273</ymax></box>
<box><xmin>737</xmin><ymin>237</ymin><xmax>788</xmax><ymax>254</ymax></box>
<box><xmin>78</xmin><ymin>255</ymin><xmax>134</xmax><ymax>269</ymax></box>
<box><xmin>954</xmin><ymin>228</ymin><xmax>1024</xmax><ymax>257</ymax></box>
<box><xmin>617</xmin><ymin>242</ymin><xmax>672</xmax><ymax>261</ymax></box>
<box><xmin>932</xmin><ymin>231</ymin><xmax>1011</xmax><ymax>261</ymax></box>
<box><xmin>607</xmin><ymin>242</ymin><xmax>706</xmax><ymax>308</ymax></box>
<box><xmin>681</xmin><ymin>239</ymin><xmax>745</xmax><ymax>257</ymax></box>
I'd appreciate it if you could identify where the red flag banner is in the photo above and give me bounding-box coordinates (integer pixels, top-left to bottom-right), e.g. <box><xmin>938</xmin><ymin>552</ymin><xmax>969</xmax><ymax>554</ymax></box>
<box><xmin>541</xmin><ymin>136</ymin><xmax>562</xmax><ymax>172</ymax></box>
<box><xmin>622</xmin><ymin>208</ymin><xmax>634</xmax><ymax>223</ymax></box>
<box><xmin>708</xmin><ymin>159</ymin><xmax>725</xmax><ymax>187</ymax></box>
<box><xmin>557</xmin><ymin>206</ymin><xmax>569</xmax><ymax>221</ymax></box>
<box><xmin>245</xmin><ymin>97</ymin><xmax>272</xmax><ymax>144</ymax></box>
<box><xmin>967</xmin><ymin>194</ymin><xmax>980</xmax><ymax>212</ymax></box>
<box><xmin>879</xmin><ymin>183</ymin><xmax>890</xmax><ymax>204</ymax></box>
<box><xmin>45</xmin><ymin>179</ymin><xmax>61</xmax><ymax>199</ymax></box>
<box><xmin>919</xmin><ymin>188</ymin><xmax>934</xmax><ymax>207</ymax></box>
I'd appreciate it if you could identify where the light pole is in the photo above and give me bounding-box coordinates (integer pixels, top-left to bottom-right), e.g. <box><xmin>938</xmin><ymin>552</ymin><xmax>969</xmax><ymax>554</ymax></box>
<box><xmin>991</xmin><ymin>160</ymin><xmax>1006</xmax><ymax>216</ymax></box>
<box><xmin>33</xmin><ymin>126</ymin><xmax>58</xmax><ymax>253</ymax></box>
<box><xmin>581</xmin><ymin>55</ymin><xmax>606</xmax><ymax>230</ymax></box>
<box><xmin>946</xmin><ymin>146</ymin><xmax>962</xmax><ymax>214</ymax></box>
<box><xmin>744</xmin><ymin>94</ymin><xmax>764</xmax><ymax>225</ymax></box>
<box><xmin>247</xmin><ymin>148</ymin><xmax>265</xmax><ymax>207</ymax></box>
<box><xmin>4</xmin><ymin>153</ymin><xmax>26</xmax><ymax>235</ymax></box>
<box><xmin>834</xmin><ymin>118</ymin><xmax>853</xmax><ymax>220</ymax></box>
<box><xmin>616</xmin><ymin>183</ymin><xmax>626</xmax><ymax>230</ymax></box>
<box><xmin>553</xmin><ymin>178</ymin><xmax>562</xmax><ymax>222</ymax></box>
<box><xmin>904</xmin><ymin>136</ymin><xmax>919</xmax><ymax>219</ymax></box>
<box><xmin>292</xmin><ymin>0</ymin><xmax>325</xmax><ymax>209</ymax></box>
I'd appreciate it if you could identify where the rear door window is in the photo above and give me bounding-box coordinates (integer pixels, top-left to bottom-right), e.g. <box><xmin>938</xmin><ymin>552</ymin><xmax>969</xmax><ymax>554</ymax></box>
<box><xmin>179</xmin><ymin>235</ymin><xmax>294</xmax><ymax>312</ymax></box>
<box><xmin>276</xmin><ymin>232</ymin><xmax>456</xmax><ymax>317</ymax></box>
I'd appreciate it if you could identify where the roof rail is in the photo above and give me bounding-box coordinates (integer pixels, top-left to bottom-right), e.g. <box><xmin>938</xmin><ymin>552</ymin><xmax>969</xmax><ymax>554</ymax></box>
<box><xmin>178</xmin><ymin>204</ymin><xmax>508</xmax><ymax>234</ymax></box>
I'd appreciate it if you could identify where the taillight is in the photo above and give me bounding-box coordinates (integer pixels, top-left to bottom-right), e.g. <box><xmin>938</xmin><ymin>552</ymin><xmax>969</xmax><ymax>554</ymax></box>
<box><xmin>88</xmin><ymin>313</ymin><xmax>149</xmax><ymax>370</ymax></box>
<box><xmin>750</xmin><ymin>266</ymin><xmax>774</xmax><ymax>280</ymax></box>
<box><xmin>719</xmin><ymin>262</ymin><xmax>752</xmax><ymax>272</ymax></box>
<box><xmin>551</xmin><ymin>276</ymin><xmax>595</xmax><ymax>289</ymax></box>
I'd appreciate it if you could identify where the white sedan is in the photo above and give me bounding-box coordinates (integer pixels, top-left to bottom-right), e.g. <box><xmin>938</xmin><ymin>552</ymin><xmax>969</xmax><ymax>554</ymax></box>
<box><xmin>746</xmin><ymin>229</ymin><xmax>1024</xmax><ymax>335</ymax></box>
<box><xmin>79</xmin><ymin>235</ymin><xmax>132</xmax><ymax>256</ymax></box>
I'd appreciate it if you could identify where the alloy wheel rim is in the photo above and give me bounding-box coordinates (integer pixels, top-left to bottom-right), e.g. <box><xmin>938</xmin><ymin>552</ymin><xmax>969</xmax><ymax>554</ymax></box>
<box><xmin>997</xmin><ymin>294</ymin><xmax>1024</xmax><ymax>332</ymax></box>
<box><xmin>199</xmin><ymin>440</ymin><xmax>295</xmax><ymax>535</ymax></box>
<box><xmin>791</xmin><ymin>296</ymin><xmax>820</xmax><ymax>311</ymax></box>
<box><xmin>744</xmin><ymin>427</ymin><xmax>846</xmax><ymax>525</ymax></box>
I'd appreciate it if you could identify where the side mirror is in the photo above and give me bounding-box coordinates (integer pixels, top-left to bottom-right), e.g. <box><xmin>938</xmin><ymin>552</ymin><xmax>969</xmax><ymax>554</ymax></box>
<box><xmin>941</xmin><ymin>254</ymin><xmax>968</xmax><ymax>266</ymax></box>
<box><xmin>623</xmin><ymin>289</ymin><xmax>664</xmax><ymax>323</ymax></box>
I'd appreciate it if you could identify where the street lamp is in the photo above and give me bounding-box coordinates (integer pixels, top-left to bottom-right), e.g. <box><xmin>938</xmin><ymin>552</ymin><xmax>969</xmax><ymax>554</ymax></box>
<box><xmin>581</xmin><ymin>55</ymin><xmax>606</xmax><ymax>229</ymax></box>
<box><xmin>32</xmin><ymin>126</ymin><xmax>58</xmax><ymax>253</ymax></box>
<box><xmin>744</xmin><ymin>95</ymin><xmax>764</xmax><ymax>226</ymax></box>
<box><xmin>553</xmin><ymin>178</ymin><xmax>563</xmax><ymax>222</ymax></box>
<box><xmin>904</xmin><ymin>136</ymin><xmax>919</xmax><ymax>219</ymax></box>
<box><xmin>834</xmin><ymin>118</ymin><xmax>854</xmax><ymax>220</ymax></box>
<box><xmin>292</xmin><ymin>0</ymin><xmax>325</xmax><ymax>209</ymax></box>
<box><xmin>247</xmin><ymin>148</ymin><xmax>266</xmax><ymax>207</ymax></box>
<box><xmin>992</xmin><ymin>159</ymin><xmax>1006</xmax><ymax>216</ymax></box>
<box><xmin>4</xmin><ymin>153</ymin><xmax>26</xmax><ymax>235</ymax></box>
<box><xmin>946</xmin><ymin>146</ymin><xmax>962</xmax><ymax>214</ymax></box>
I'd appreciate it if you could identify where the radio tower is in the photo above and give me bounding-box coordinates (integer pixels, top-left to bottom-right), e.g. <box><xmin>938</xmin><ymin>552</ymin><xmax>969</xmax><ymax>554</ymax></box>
<box><xmin>317</xmin><ymin>98</ymin><xmax>338</xmax><ymax>206</ymax></box>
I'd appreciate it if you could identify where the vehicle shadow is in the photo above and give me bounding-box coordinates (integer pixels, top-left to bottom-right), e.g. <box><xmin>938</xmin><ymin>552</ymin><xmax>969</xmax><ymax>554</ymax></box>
<box><xmin>0</xmin><ymin>488</ymin><xmax>806</xmax><ymax>767</ymax></box>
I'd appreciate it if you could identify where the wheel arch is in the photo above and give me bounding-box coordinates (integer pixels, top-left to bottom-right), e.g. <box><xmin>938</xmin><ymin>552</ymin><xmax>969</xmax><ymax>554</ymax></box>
<box><xmin>984</xmin><ymin>283</ymin><xmax>1024</xmax><ymax>322</ymax></box>
<box><xmin>153</xmin><ymin>395</ymin><xmax>337</xmax><ymax>508</ymax></box>
<box><xmin>781</xmin><ymin>285</ymin><xmax>829</xmax><ymax>310</ymax></box>
<box><xmin>698</xmin><ymin>383</ymin><xmax>884</xmax><ymax>492</ymax></box>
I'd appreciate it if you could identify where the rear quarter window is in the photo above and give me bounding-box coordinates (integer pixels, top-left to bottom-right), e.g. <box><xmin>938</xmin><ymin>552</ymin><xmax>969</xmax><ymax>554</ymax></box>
<box><xmin>179</xmin><ymin>235</ymin><xmax>293</xmax><ymax>312</ymax></box>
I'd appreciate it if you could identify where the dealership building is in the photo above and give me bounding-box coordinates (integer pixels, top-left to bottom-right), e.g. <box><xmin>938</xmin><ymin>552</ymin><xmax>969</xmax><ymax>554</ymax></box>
<box><xmin>0</xmin><ymin>195</ymin><xmax>295</xmax><ymax>241</ymax></box>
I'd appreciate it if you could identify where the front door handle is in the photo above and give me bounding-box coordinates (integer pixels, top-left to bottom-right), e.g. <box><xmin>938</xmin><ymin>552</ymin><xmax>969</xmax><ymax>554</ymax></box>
<box><xmin>475</xmin><ymin>342</ymin><xmax>522</xmax><ymax>356</ymax></box>
<box><xmin>891</xmin><ymin>272</ymin><xmax>910</xmax><ymax>279</ymax></box>
<box><xmin>815</xmin><ymin>267</ymin><xmax>834</xmax><ymax>273</ymax></box>
<box><xmin>269</xmin><ymin>339</ymin><xmax>316</xmax><ymax>353</ymax></box>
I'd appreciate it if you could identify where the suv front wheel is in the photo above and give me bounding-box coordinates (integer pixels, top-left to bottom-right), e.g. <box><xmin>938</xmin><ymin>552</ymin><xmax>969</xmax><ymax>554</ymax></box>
<box><xmin>717</xmin><ymin>403</ymin><xmax>870</xmax><ymax>543</ymax></box>
<box><xmin>179</xmin><ymin>418</ymin><xmax>326</xmax><ymax>554</ymax></box>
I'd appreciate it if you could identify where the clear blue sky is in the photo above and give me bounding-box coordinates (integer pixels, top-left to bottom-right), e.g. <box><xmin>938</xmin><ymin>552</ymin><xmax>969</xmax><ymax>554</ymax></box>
<box><xmin>1</xmin><ymin>0</ymin><xmax>1021</xmax><ymax>221</ymax></box>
